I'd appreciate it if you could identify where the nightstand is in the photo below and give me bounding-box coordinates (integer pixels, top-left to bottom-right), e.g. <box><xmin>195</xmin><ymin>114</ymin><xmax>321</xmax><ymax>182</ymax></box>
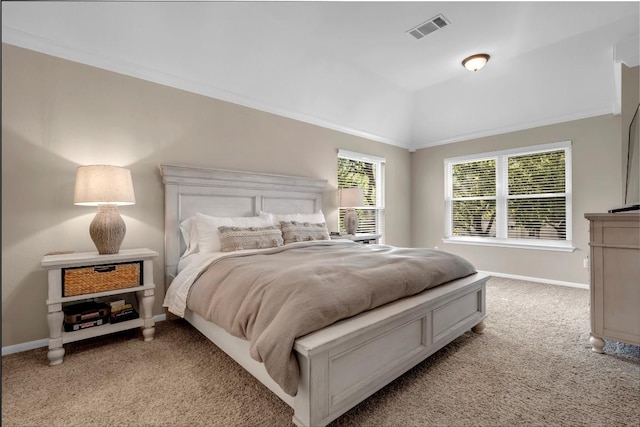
<box><xmin>332</xmin><ymin>233</ymin><xmax>381</xmax><ymax>244</ymax></box>
<box><xmin>41</xmin><ymin>248</ymin><xmax>158</xmax><ymax>366</ymax></box>
<box><xmin>351</xmin><ymin>233</ymin><xmax>381</xmax><ymax>244</ymax></box>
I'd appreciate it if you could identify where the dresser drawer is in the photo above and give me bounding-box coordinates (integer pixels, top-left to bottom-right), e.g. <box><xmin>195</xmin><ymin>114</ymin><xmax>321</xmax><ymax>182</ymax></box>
<box><xmin>601</xmin><ymin>222</ymin><xmax>640</xmax><ymax>246</ymax></box>
<box><xmin>62</xmin><ymin>261</ymin><xmax>142</xmax><ymax>296</ymax></box>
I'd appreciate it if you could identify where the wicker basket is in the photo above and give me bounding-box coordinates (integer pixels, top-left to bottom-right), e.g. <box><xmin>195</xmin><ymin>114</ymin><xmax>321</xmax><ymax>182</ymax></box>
<box><xmin>63</xmin><ymin>261</ymin><xmax>142</xmax><ymax>297</ymax></box>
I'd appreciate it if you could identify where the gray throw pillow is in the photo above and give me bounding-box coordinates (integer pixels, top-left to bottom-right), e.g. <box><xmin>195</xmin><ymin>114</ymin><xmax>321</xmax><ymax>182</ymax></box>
<box><xmin>218</xmin><ymin>225</ymin><xmax>284</xmax><ymax>252</ymax></box>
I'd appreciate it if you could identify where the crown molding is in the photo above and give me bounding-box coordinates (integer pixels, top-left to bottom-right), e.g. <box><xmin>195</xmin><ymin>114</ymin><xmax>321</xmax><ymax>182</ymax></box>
<box><xmin>410</xmin><ymin>107</ymin><xmax>613</xmax><ymax>151</ymax></box>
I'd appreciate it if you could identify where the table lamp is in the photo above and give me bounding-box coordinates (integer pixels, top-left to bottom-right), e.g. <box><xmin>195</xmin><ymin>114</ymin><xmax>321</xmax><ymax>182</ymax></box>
<box><xmin>338</xmin><ymin>188</ymin><xmax>364</xmax><ymax>235</ymax></box>
<box><xmin>74</xmin><ymin>165</ymin><xmax>136</xmax><ymax>254</ymax></box>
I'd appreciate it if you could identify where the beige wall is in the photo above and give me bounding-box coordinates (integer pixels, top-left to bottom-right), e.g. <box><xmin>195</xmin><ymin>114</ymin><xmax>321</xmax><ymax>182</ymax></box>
<box><xmin>1</xmin><ymin>43</ymin><xmax>634</xmax><ymax>349</ymax></box>
<box><xmin>411</xmin><ymin>114</ymin><xmax>622</xmax><ymax>285</ymax></box>
<box><xmin>1</xmin><ymin>45</ymin><xmax>412</xmax><ymax>347</ymax></box>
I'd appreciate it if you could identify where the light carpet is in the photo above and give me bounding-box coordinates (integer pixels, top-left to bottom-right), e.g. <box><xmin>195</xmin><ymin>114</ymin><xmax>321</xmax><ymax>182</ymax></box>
<box><xmin>2</xmin><ymin>278</ymin><xmax>639</xmax><ymax>426</ymax></box>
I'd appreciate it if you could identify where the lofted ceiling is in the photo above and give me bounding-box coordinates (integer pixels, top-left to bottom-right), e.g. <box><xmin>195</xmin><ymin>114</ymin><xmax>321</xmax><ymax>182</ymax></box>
<box><xmin>2</xmin><ymin>1</ymin><xmax>639</xmax><ymax>150</ymax></box>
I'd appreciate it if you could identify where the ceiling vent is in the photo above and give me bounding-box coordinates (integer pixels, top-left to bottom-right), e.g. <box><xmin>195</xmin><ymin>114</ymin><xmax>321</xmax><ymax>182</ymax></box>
<box><xmin>407</xmin><ymin>14</ymin><xmax>450</xmax><ymax>40</ymax></box>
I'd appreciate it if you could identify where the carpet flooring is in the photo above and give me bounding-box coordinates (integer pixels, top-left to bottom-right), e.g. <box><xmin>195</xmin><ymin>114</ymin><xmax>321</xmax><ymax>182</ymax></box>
<box><xmin>2</xmin><ymin>278</ymin><xmax>639</xmax><ymax>426</ymax></box>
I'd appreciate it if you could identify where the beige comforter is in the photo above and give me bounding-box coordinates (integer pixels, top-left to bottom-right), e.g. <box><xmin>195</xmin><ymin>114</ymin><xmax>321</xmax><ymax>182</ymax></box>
<box><xmin>187</xmin><ymin>242</ymin><xmax>476</xmax><ymax>396</ymax></box>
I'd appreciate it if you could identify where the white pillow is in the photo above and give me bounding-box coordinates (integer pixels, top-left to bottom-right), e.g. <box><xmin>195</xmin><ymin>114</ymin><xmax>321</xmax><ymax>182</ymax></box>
<box><xmin>179</xmin><ymin>216</ymin><xmax>199</xmax><ymax>258</ymax></box>
<box><xmin>259</xmin><ymin>211</ymin><xmax>325</xmax><ymax>225</ymax></box>
<box><xmin>195</xmin><ymin>212</ymin><xmax>273</xmax><ymax>253</ymax></box>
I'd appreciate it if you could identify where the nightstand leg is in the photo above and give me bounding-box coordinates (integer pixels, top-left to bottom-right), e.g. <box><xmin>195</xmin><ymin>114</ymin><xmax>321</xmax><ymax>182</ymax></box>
<box><xmin>47</xmin><ymin>308</ymin><xmax>65</xmax><ymax>365</ymax></box>
<box><xmin>139</xmin><ymin>289</ymin><xmax>155</xmax><ymax>342</ymax></box>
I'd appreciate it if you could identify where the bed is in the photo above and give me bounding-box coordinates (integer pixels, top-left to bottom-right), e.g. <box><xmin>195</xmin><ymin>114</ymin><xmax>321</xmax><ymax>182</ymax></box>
<box><xmin>160</xmin><ymin>164</ymin><xmax>488</xmax><ymax>427</ymax></box>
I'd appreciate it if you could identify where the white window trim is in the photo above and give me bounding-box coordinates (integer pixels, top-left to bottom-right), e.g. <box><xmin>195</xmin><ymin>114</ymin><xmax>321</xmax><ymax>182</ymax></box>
<box><xmin>338</xmin><ymin>149</ymin><xmax>386</xmax><ymax>239</ymax></box>
<box><xmin>443</xmin><ymin>141</ymin><xmax>574</xmax><ymax>252</ymax></box>
<box><xmin>442</xmin><ymin>236</ymin><xmax>575</xmax><ymax>252</ymax></box>
<box><xmin>338</xmin><ymin>149</ymin><xmax>386</xmax><ymax>165</ymax></box>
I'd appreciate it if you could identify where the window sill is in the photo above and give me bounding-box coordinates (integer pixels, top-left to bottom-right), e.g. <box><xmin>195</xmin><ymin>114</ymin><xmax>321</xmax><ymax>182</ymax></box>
<box><xmin>442</xmin><ymin>237</ymin><xmax>575</xmax><ymax>252</ymax></box>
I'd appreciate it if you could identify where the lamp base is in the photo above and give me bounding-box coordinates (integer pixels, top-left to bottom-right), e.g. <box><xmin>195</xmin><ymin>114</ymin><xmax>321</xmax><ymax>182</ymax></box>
<box><xmin>90</xmin><ymin>204</ymin><xmax>126</xmax><ymax>254</ymax></box>
<box><xmin>344</xmin><ymin>208</ymin><xmax>359</xmax><ymax>235</ymax></box>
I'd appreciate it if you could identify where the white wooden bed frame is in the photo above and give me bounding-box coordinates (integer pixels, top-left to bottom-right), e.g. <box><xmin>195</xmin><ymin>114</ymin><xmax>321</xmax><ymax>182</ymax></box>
<box><xmin>160</xmin><ymin>164</ymin><xmax>488</xmax><ymax>427</ymax></box>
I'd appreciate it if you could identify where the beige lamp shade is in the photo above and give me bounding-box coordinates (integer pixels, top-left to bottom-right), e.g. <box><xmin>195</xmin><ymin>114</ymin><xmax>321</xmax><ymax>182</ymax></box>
<box><xmin>74</xmin><ymin>165</ymin><xmax>135</xmax><ymax>206</ymax></box>
<box><xmin>74</xmin><ymin>165</ymin><xmax>135</xmax><ymax>255</ymax></box>
<box><xmin>338</xmin><ymin>188</ymin><xmax>364</xmax><ymax>208</ymax></box>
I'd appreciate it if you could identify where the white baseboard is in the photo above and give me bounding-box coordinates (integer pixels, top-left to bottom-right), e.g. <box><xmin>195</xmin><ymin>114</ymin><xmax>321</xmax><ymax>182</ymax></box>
<box><xmin>479</xmin><ymin>270</ymin><xmax>589</xmax><ymax>290</ymax></box>
<box><xmin>2</xmin><ymin>314</ymin><xmax>167</xmax><ymax>356</ymax></box>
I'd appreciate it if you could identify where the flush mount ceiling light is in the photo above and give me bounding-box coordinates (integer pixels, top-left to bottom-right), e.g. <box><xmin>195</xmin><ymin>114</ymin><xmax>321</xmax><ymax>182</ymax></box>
<box><xmin>462</xmin><ymin>53</ymin><xmax>490</xmax><ymax>72</ymax></box>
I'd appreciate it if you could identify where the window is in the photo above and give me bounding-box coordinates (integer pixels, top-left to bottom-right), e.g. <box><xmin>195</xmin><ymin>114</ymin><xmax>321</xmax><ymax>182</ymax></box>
<box><xmin>338</xmin><ymin>149</ymin><xmax>385</xmax><ymax>239</ymax></box>
<box><xmin>444</xmin><ymin>141</ymin><xmax>573</xmax><ymax>251</ymax></box>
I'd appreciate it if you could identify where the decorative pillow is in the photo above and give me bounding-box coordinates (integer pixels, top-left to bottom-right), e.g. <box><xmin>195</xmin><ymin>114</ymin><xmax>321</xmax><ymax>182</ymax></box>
<box><xmin>179</xmin><ymin>216</ymin><xmax>199</xmax><ymax>258</ymax></box>
<box><xmin>280</xmin><ymin>221</ymin><xmax>330</xmax><ymax>244</ymax></box>
<box><xmin>218</xmin><ymin>225</ymin><xmax>284</xmax><ymax>252</ymax></box>
<box><xmin>195</xmin><ymin>212</ymin><xmax>273</xmax><ymax>253</ymax></box>
<box><xmin>260</xmin><ymin>211</ymin><xmax>325</xmax><ymax>226</ymax></box>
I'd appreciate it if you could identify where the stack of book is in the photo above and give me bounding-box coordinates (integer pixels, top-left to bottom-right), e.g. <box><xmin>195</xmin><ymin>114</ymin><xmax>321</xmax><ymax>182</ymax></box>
<box><xmin>107</xmin><ymin>299</ymin><xmax>139</xmax><ymax>323</ymax></box>
<box><xmin>63</xmin><ymin>301</ymin><xmax>110</xmax><ymax>332</ymax></box>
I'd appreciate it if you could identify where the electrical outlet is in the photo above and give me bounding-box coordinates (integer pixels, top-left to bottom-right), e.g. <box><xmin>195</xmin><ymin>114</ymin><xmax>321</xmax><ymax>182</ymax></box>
<box><xmin>583</xmin><ymin>257</ymin><xmax>589</xmax><ymax>269</ymax></box>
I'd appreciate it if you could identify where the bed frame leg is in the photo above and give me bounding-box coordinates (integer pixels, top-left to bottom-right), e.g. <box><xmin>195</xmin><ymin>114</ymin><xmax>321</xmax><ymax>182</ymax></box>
<box><xmin>292</xmin><ymin>350</ymin><xmax>330</xmax><ymax>427</ymax></box>
<box><xmin>471</xmin><ymin>320</ymin><xmax>486</xmax><ymax>334</ymax></box>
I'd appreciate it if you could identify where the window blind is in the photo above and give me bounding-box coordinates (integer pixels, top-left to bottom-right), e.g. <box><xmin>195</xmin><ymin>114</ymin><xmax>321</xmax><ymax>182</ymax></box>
<box><xmin>444</xmin><ymin>141</ymin><xmax>572</xmax><ymax>248</ymax></box>
<box><xmin>338</xmin><ymin>150</ymin><xmax>385</xmax><ymax>238</ymax></box>
<box><xmin>507</xmin><ymin>151</ymin><xmax>567</xmax><ymax>240</ymax></box>
<box><xmin>451</xmin><ymin>159</ymin><xmax>497</xmax><ymax>237</ymax></box>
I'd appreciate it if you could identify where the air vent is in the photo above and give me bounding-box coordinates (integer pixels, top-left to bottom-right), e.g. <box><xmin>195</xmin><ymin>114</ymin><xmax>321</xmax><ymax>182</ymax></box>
<box><xmin>407</xmin><ymin>14</ymin><xmax>450</xmax><ymax>40</ymax></box>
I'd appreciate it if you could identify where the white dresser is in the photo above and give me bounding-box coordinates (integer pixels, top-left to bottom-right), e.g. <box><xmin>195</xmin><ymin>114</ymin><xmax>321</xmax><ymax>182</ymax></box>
<box><xmin>584</xmin><ymin>213</ymin><xmax>640</xmax><ymax>353</ymax></box>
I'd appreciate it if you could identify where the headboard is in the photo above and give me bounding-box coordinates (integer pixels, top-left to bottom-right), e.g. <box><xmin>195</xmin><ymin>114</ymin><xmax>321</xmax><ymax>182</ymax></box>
<box><xmin>159</xmin><ymin>164</ymin><xmax>327</xmax><ymax>281</ymax></box>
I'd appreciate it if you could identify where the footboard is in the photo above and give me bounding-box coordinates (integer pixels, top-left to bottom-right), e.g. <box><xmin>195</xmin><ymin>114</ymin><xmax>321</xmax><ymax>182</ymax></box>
<box><xmin>292</xmin><ymin>273</ymin><xmax>488</xmax><ymax>427</ymax></box>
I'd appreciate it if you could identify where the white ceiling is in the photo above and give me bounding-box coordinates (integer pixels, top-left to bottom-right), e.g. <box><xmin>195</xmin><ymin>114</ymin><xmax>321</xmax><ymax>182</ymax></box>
<box><xmin>3</xmin><ymin>1</ymin><xmax>639</xmax><ymax>150</ymax></box>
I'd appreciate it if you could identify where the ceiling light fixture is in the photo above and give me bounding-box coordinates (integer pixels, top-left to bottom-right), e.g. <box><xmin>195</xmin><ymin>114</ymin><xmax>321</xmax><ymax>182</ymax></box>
<box><xmin>462</xmin><ymin>53</ymin><xmax>490</xmax><ymax>72</ymax></box>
